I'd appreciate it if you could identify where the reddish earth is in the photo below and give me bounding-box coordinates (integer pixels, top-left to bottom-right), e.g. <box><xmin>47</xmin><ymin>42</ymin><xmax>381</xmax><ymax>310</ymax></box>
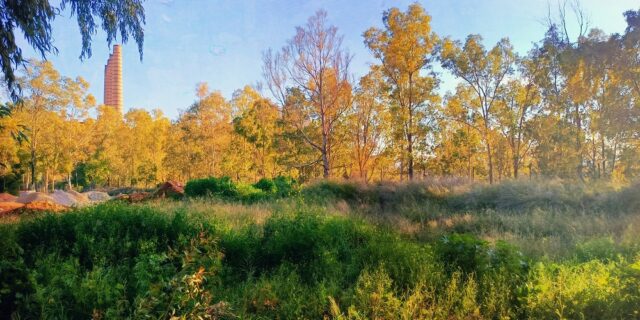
<box><xmin>128</xmin><ymin>192</ymin><xmax>151</xmax><ymax>203</ymax></box>
<box><xmin>16</xmin><ymin>192</ymin><xmax>57</xmax><ymax>204</ymax></box>
<box><xmin>21</xmin><ymin>201</ymin><xmax>68</xmax><ymax>213</ymax></box>
<box><xmin>0</xmin><ymin>202</ymin><xmax>25</xmax><ymax>215</ymax></box>
<box><xmin>153</xmin><ymin>181</ymin><xmax>185</xmax><ymax>199</ymax></box>
<box><xmin>0</xmin><ymin>193</ymin><xmax>17</xmax><ymax>202</ymax></box>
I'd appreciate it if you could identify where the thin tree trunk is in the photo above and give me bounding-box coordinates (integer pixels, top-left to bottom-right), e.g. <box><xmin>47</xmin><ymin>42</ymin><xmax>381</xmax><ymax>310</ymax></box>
<box><xmin>601</xmin><ymin>135</ymin><xmax>606</xmax><ymax>179</ymax></box>
<box><xmin>30</xmin><ymin>149</ymin><xmax>36</xmax><ymax>191</ymax></box>
<box><xmin>322</xmin><ymin>132</ymin><xmax>330</xmax><ymax>178</ymax></box>
<box><xmin>576</xmin><ymin>105</ymin><xmax>583</xmax><ymax>180</ymax></box>
<box><xmin>407</xmin><ymin>132</ymin><xmax>414</xmax><ymax>180</ymax></box>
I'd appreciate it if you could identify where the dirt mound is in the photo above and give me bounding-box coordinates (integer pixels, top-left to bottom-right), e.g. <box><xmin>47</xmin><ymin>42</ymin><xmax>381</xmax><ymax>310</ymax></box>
<box><xmin>16</xmin><ymin>192</ymin><xmax>57</xmax><ymax>204</ymax></box>
<box><xmin>129</xmin><ymin>192</ymin><xmax>151</xmax><ymax>203</ymax></box>
<box><xmin>68</xmin><ymin>190</ymin><xmax>90</xmax><ymax>202</ymax></box>
<box><xmin>83</xmin><ymin>191</ymin><xmax>111</xmax><ymax>202</ymax></box>
<box><xmin>22</xmin><ymin>201</ymin><xmax>68</xmax><ymax>213</ymax></box>
<box><xmin>51</xmin><ymin>190</ymin><xmax>82</xmax><ymax>207</ymax></box>
<box><xmin>12</xmin><ymin>192</ymin><xmax>70</xmax><ymax>213</ymax></box>
<box><xmin>111</xmin><ymin>192</ymin><xmax>151</xmax><ymax>203</ymax></box>
<box><xmin>113</xmin><ymin>194</ymin><xmax>130</xmax><ymax>201</ymax></box>
<box><xmin>0</xmin><ymin>193</ymin><xmax>17</xmax><ymax>202</ymax></box>
<box><xmin>153</xmin><ymin>181</ymin><xmax>185</xmax><ymax>199</ymax></box>
<box><xmin>0</xmin><ymin>202</ymin><xmax>24</xmax><ymax>215</ymax></box>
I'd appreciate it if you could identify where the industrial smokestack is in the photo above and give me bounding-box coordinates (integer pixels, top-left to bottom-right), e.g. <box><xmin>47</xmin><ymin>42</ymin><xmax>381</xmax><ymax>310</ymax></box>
<box><xmin>103</xmin><ymin>45</ymin><xmax>123</xmax><ymax>113</ymax></box>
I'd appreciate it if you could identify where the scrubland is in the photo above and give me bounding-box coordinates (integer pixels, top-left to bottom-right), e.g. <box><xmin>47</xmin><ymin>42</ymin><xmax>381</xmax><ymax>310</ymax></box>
<box><xmin>1</xmin><ymin>179</ymin><xmax>639</xmax><ymax>319</ymax></box>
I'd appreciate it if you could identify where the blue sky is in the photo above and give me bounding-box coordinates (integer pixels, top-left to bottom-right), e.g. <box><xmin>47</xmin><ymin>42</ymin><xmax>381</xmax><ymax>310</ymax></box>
<box><xmin>13</xmin><ymin>0</ymin><xmax>639</xmax><ymax>119</ymax></box>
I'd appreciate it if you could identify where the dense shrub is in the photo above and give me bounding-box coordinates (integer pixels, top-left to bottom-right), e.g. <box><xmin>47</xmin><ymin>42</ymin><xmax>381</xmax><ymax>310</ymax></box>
<box><xmin>0</xmin><ymin>230</ymin><xmax>33</xmax><ymax>319</ymax></box>
<box><xmin>185</xmin><ymin>176</ymin><xmax>298</xmax><ymax>202</ymax></box>
<box><xmin>1</xmin><ymin>204</ymin><xmax>229</xmax><ymax>319</ymax></box>
<box><xmin>575</xmin><ymin>237</ymin><xmax>624</xmax><ymax>262</ymax></box>
<box><xmin>252</xmin><ymin>176</ymin><xmax>298</xmax><ymax>198</ymax></box>
<box><xmin>0</xmin><ymin>171</ymin><xmax>22</xmax><ymax>195</ymax></box>
<box><xmin>302</xmin><ymin>180</ymin><xmax>362</xmax><ymax>202</ymax></box>
<box><xmin>253</xmin><ymin>177</ymin><xmax>277</xmax><ymax>193</ymax></box>
<box><xmin>525</xmin><ymin>259</ymin><xmax>640</xmax><ymax>319</ymax></box>
<box><xmin>236</xmin><ymin>183</ymin><xmax>267</xmax><ymax>201</ymax></box>
<box><xmin>435</xmin><ymin>233</ymin><xmax>528</xmax><ymax>279</ymax></box>
<box><xmin>272</xmin><ymin>176</ymin><xmax>299</xmax><ymax>197</ymax></box>
<box><xmin>185</xmin><ymin>176</ymin><xmax>237</xmax><ymax>198</ymax></box>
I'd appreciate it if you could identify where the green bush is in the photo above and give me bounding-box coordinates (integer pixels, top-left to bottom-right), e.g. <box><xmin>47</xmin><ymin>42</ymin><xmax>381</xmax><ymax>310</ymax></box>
<box><xmin>302</xmin><ymin>180</ymin><xmax>362</xmax><ymax>202</ymax></box>
<box><xmin>1</xmin><ymin>203</ymin><xmax>231</xmax><ymax>319</ymax></box>
<box><xmin>185</xmin><ymin>176</ymin><xmax>237</xmax><ymax>198</ymax></box>
<box><xmin>575</xmin><ymin>237</ymin><xmax>622</xmax><ymax>262</ymax></box>
<box><xmin>236</xmin><ymin>183</ymin><xmax>267</xmax><ymax>202</ymax></box>
<box><xmin>253</xmin><ymin>176</ymin><xmax>298</xmax><ymax>198</ymax></box>
<box><xmin>273</xmin><ymin>176</ymin><xmax>299</xmax><ymax>197</ymax></box>
<box><xmin>184</xmin><ymin>176</ymin><xmax>298</xmax><ymax>202</ymax></box>
<box><xmin>435</xmin><ymin>233</ymin><xmax>527</xmax><ymax>278</ymax></box>
<box><xmin>0</xmin><ymin>230</ymin><xmax>34</xmax><ymax>318</ymax></box>
<box><xmin>254</xmin><ymin>178</ymin><xmax>277</xmax><ymax>193</ymax></box>
<box><xmin>0</xmin><ymin>171</ymin><xmax>22</xmax><ymax>195</ymax></box>
<box><xmin>525</xmin><ymin>259</ymin><xmax>640</xmax><ymax>319</ymax></box>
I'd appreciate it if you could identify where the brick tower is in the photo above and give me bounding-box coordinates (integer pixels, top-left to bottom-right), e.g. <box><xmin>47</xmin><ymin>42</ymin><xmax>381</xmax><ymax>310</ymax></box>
<box><xmin>103</xmin><ymin>45</ymin><xmax>123</xmax><ymax>113</ymax></box>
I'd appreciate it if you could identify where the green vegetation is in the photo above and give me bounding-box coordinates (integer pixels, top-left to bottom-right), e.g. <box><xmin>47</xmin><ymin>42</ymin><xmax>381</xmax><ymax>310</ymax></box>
<box><xmin>185</xmin><ymin>176</ymin><xmax>299</xmax><ymax>202</ymax></box>
<box><xmin>1</xmin><ymin>179</ymin><xmax>640</xmax><ymax>319</ymax></box>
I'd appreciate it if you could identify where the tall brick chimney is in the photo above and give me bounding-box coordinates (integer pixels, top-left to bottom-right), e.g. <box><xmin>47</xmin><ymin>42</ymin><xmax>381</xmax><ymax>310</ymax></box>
<box><xmin>103</xmin><ymin>45</ymin><xmax>123</xmax><ymax>113</ymax></box>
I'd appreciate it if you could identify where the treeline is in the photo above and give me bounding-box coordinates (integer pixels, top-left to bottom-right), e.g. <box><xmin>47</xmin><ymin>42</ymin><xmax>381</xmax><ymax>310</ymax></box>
<box><xmin>1</xmin><ymin>4</ymin><xmax>639</xmax><ymax>191</ymax></box>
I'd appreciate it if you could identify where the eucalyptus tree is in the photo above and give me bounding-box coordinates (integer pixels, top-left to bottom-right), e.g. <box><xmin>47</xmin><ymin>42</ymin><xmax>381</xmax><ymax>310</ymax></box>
<box><xmin>363</xmin><ymin>3</ymin><xmax>440</xmax><ymax>180</ymax></box>
<box><xmin>441</xmin><ymin>35</ymin><xmax>517</xmax><ymax>183</ymax></box>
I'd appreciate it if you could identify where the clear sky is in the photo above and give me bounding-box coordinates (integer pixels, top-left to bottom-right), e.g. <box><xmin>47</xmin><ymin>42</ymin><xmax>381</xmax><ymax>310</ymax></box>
<box><xmin>13</xmin><ymin>0</ymin><xmax>640</xmax><ymax>119</ymax></box>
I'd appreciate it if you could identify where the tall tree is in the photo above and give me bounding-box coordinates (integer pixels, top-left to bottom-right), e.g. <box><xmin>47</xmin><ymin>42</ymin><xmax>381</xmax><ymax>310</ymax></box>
<box><xmin>495</xmin><ymin>60</ymin><xmax>541</xmax><ymax>178</ymax></box>
<box><xmin>441</xmin><ymin>35</ymin><xmax>517</xmax><ymax>183</ymax></box>
<box><xmin>349</xmin><ymin>68</ymin><xmax>390</xmax><ymax>181</ymax></box>
<box><xmin>168</xmin><ymin>84</ymin><xmax>234</xmax><ymax>180</ymax></box>
<box><xmin>234</xmin><ymin>98</ymin><xmax>281</xmax><ymax>179</ymax></box>
<box><xmin>58</xmin><ymin>76</ymin><xmax>96</xmax><ymax>188</ymax></box>
<box><xmin>363</xmin><ymin>3</ymin><xmax>439</xmax><ymax>180</ymax></box>
<box><xmin>16</xmin><ymin>61</ymin><xmax>63</xmax><ymax>190</ymax></box>
<box><xmin>263</xmin><ymin>10</ymin><xmax>352</xmax><ymax>178</ymax></box>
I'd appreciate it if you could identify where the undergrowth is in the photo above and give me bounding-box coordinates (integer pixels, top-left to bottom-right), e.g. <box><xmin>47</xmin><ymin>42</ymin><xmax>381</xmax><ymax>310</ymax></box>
<box><xmin>1</xmin><ymin>179</ymin><xmax>640</xmax><ymax>319</ymax></box>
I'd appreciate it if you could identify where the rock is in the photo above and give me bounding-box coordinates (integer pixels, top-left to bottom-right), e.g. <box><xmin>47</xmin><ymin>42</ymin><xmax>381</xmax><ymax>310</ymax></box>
<box><xmin>0</xmin><ymin>193</ymin><xmax>17</xmax><ymax>202</ymax></box>
<box><xmin>153</xmin><ymin>181</ymin><xmax>185</xmax><ymax>199</ymax></box>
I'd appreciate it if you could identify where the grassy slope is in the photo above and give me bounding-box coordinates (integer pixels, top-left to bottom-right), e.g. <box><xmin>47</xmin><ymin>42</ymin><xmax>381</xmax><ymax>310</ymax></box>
<box><xmin>1</xmin><ymin>179</ymin><xmax>640</xmax><ymax>319</ymax></box>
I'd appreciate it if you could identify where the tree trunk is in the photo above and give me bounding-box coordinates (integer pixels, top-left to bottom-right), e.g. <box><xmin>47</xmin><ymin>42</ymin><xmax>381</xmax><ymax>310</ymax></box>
<box><xmin>601</xmin><ymin>135</ymin><xmax>606</xmax><ymax>179</ymax></box>
<box><xmin>487</xmin><ymin>142</ymin><xmax>494</xmax><ymax>184</ymax></box>
<box><xmin>611</xmin><ymin>141</ymin><xmax>618</xmax><ymax>178</ymax></box>
<box><xmin>575</xmin><ymin>105</ymin><xmax>583</xmax><ymax>180</ymax></box>
<box><xmin>407</xmin><ymin>132</ymin><xmax>414</xmax><ymax>180</ymax></box>
<box><xmin>30</xmin><ymin>149</ymin><xmax>37</xmax><ymax>191</ymax></box>
<box><xmin>321</xmin><ymin>132</ymin><xmax>330</xmax><ymax>178</ymax></box>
